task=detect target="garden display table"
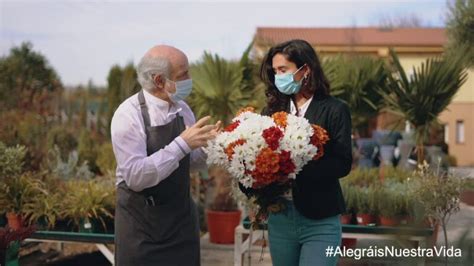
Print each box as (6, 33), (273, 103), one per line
(26, 231), (115, 265)
(234, 223), (434, 266)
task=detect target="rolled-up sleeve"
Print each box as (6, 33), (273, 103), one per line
(111, 109), (189, 192)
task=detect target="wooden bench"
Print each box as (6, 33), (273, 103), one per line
(234, 223), (434, 266)
(26, 231), (115, 265)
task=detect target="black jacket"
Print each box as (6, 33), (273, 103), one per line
(264, 95), (353, 220)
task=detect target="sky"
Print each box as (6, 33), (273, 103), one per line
(0, 0), (447, 87)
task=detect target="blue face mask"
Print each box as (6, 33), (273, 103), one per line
(274, 65), (305, 95)
(167, 78), (193, 102)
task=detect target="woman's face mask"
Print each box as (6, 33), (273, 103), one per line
(274, 64), (306, 95)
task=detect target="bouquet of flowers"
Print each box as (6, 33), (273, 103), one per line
(205, 107), (329, 223)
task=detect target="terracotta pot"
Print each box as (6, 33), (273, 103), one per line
(356, 214), (376, 225)
(340, 214), (353, 224)
(379, 216), (400, 227)
(6, 212), (22, 230)
(206, 209), (241, 244)
(460, 190), (474, 206)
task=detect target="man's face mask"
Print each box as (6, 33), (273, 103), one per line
(274, 65), (306, 95)
(165, 78), (193, 102)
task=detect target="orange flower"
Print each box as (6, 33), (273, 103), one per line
(236, 106), (256, 116)
(310, 125), (329, 161)
(272, 112), (288, 128)
(254, 148), (280, 175)
(310, 124), (329, 146)
(312, 143), (325, 160)
(225, 139), (246, 160)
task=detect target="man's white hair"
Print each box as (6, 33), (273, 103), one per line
(136, 55), (171, 92)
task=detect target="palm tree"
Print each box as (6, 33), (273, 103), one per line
(379, 49), (467, 163)
(189, 44), (265, 125)
(323, 55), (388, 136)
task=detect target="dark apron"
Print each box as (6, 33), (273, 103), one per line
(115, 90), (200, 266)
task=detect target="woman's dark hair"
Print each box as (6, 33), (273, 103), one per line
(260, 39), (330, 115)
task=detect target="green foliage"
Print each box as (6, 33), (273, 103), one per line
(106, 62), (140, 136)
(410, 162), (464, 248)
(376, 181), (411, 218)
(340, 180), (357, 214)
(0, 142), (27, 179)
(238, 42), (267, 111)
(343, 167), (379, 187)
(463, 178), (474, 190)
(46, 126), (78, 161)
(353, 185), (378, 215)
(446, 0), (474, 66)
(0, 110), (49, 170)
(45, 147), (94, 181)
(379, 49), (468, 162)
(189, 51), (260, 124)
(23, 188), (62, 229)
(323, 55), (388, 133)
(77, 129), (99, 173)
(96, 142), (117, 174)
(0, 42), (63, 113)
(0, 172), (46, 214)
(59, 179), (114, 230)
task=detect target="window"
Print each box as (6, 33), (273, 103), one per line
(456, 120), (465, 144)
(444, 124), (449, 144)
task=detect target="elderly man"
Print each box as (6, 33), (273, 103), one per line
(111, 45), (219, 266)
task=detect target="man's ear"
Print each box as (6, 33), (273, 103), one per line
(153, 74), (166, 89)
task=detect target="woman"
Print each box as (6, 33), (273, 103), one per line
(260, 39), (352, 266)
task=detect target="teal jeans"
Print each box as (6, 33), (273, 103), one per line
(267, 201), (341, 266)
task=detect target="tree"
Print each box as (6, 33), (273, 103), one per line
(106, 63), (140, 137)
(446, 0), (474, 66)
(189, 52), (249, 124)
(0, 42), (63, 114)
(238, 42), (267, 111)
(324, 55), (388, 136)
(379, 49), (467, 163)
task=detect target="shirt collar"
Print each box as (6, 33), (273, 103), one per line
(142, 89), (182, 116)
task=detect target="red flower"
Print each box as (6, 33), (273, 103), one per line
(262, 126), (283, 150)
(278, 150), (296, 175)
(224, 120), (240, 132)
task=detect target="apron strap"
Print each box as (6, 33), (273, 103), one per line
(138, 90), (151, 128)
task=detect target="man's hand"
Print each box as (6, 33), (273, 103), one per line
(180, 116), (219, 150)
(210, 120), (222, 138)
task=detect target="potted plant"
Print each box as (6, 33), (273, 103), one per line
(354, 185), (377, 225)
(340, 180), (356, 224)
(0, 173), (45, 230)
(60, 180), (113, 233)
(0, 225), (36, 266)
(23, 189), (62, 230)
(206, 191), (241, 244)
(340, 180), (358, 248)
(377, 185), (402, 226)
(411, 162), (464, 260)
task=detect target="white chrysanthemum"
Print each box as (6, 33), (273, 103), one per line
(205, 111), (322, 187)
